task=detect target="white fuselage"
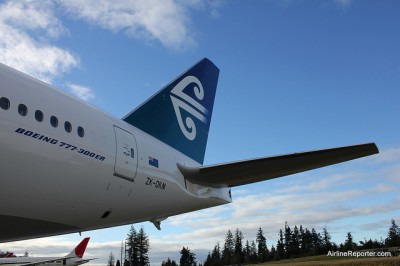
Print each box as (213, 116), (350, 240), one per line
(0, 256), (83, 266)
(0, 64), (231, 242)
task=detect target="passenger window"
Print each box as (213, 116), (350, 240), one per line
(77, 126), (84, 137)
(18, 104), (28, 116)
(0, 97), (10, 110)
(50, 116), (58, 128)
(64, 121), (72, 133)
(35, 110), (44, 122)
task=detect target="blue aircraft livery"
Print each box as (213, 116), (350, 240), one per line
(123, 58), (219, 164)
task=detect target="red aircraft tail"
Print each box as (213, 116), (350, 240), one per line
(66, 237), (90, 258)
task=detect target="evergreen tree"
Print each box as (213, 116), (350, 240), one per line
(284, 222), (293, 258)
(269, 245), (276, 261)
(126, 226), (139, 266)
(386, 219), (400, 247)
(204, 243), (221, 266)
(276, 229), (285, 260)
(222, 230), (234, 265)
(375, 238), (384, 249)
(205, 252), (214, 266)
(108, 252), (115, 266)
(201, 219), (400, 265)
(311, 228), (323, 254)
(203, 253), (212, 266)
(161, 258), (177, 266)
(256, 227), (268, 262)
(179, 247), (196, 266)
(322, 226), (332, 253)
(243, 240), (251, 264)
(291, 225), (300, 257)
(299, 225), (307, 255)
(137, 227), (150, 266)
(211, 243), (221, 265)
(126, 226), (150, 266)
(344, 232), (355, 251)
(303, 228), (313, 255)
(233, 228), (244, 264)
(360, 238), (383, 250)
(332, 242), (339, 252)
(250, 240), (258, 263)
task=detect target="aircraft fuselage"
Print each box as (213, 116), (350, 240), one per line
(0, 63), (231, 242)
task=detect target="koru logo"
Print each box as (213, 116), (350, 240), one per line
(170, 76), (208, 141)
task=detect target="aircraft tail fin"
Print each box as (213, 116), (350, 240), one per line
(66, 237), (90, 258)
(5, 252), (14, 258)
(123, 58), (219, 164)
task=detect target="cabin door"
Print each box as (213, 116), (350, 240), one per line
(113, 126), (138, 181)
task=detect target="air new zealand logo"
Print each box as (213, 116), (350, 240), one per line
(170, 76), (208, 141)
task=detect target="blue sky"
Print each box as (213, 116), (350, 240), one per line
(0, 0), (399, 265)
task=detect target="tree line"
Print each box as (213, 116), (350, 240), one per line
(108, 226), (151, 266)
(203, 219), (400, 265)
(108, 219), (400, 266)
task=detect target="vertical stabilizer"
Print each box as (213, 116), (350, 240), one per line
(67, 237), (90, 258)
(123, 58), (219, 164)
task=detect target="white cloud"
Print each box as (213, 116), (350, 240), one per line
(0, 0), (65, 38)
(66, 83), (95, 101)
(373, 147), (400, 163)
(0, 0), (223, 85)
(58, 0), (196, 51)
(0, 1), (79, 83)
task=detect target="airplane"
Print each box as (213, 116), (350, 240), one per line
(0, 251), (15, 258)
(0, 58), (378, 242)
(0, 237), (94, 266)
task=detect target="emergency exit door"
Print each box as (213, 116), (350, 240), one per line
(113, 126), (138, 181)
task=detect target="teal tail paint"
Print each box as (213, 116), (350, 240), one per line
(123, 58), (219, 164)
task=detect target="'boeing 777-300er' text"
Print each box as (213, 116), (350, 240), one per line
(0, 58), (378, 243)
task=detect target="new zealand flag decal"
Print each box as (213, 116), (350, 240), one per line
(148, 156), (159, 168)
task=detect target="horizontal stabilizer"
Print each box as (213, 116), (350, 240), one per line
(18, 256), (75, 266)
(177, 143), (379, 187)
(79, 258), (98, 264)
